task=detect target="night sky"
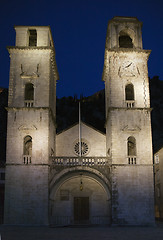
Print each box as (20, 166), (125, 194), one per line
(0, 0), (162, 98)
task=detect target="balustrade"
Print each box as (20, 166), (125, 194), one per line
(51, 157), (109, 166)
(128, 156), (136, 164)
(23, 155), (31, 164)
(126, 100), (135, 108)
(24, 100), (34, 107)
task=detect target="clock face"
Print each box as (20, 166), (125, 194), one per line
(123, 61), (133, 69)
(119, 61), (139, 77)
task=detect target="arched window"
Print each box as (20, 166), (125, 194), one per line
(125, 84), (135, 108)
(25, 83), (34, 107)
(125, 84), (134, 100)
(127, 136), (136, 164)
(24, 136), (32, 155)
(119, 34), (133, 48)
(127, 136), (136, 156)
(23, 136), (32, 164)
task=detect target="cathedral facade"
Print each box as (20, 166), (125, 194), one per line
(4, 17), (155, 225)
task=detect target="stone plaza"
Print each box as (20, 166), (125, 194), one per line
(1, 223), (163, 240)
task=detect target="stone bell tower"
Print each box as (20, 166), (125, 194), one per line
(4, 26), (59, 224)
(103, 17), (155, 225)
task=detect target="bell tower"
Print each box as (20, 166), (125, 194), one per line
(103, 17), (155, 225)
(4, 26), (59, 224)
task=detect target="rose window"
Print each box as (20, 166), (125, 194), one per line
(74, 141), (89, 156)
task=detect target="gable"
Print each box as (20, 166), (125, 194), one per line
(56, 122), (106, 157)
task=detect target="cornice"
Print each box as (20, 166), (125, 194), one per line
(103, 49), (151, 72)
(107, 107), (152, 111)
(105, 48), (151, 55)
(6, 107), (50, 111)
(112, 164), (153, 167)
(6, 163), (50, 166)
(108, 16), (142, 25)
(7, 46), (55, 52)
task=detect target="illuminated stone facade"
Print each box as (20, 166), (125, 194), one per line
(4, 26), (58, 225)
(103, 17), (155, 225)
(154, 147), (163, 219)
(4, 17), (155, 226)
(56, 122), (106, 157)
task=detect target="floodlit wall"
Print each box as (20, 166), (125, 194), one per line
(56, 122), (106, 157)
(103, 17), (155, 225)
(4, 26), (58, 225)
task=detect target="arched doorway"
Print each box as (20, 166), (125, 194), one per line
(49, 171), (111, 226)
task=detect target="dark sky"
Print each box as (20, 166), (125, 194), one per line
(0, 0), (162, 98)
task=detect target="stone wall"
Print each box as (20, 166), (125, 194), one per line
(112, 165), (155, 225)
(8, 49), (52, 108)
(104, 17), (155, 225)
(6, 109), (49, 164)
(4, 165), (49, 225)
(154, 147), (163, 219)
(4, 26), (57, 225)
(56, 122), (106, 157)
(106, 109), (153, 165)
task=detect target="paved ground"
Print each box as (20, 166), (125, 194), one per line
(1, 223), (163, 240)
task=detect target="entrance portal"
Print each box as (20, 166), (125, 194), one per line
(74, 197), (89, 224)
(50, 174), (111, 226)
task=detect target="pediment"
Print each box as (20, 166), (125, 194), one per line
(122, 125), (141, 132)
(20, 72), (39, 79)
(18, 125), (37, 131)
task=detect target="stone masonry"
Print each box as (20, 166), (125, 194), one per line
(103, 17), (155, 225)
(4, 17), (155, 226)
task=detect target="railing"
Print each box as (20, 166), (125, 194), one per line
(126, 100), (135, 108)
(128, 156), (136, 164)
(23, 155), (32, 164)
(51, 157), (109, 166)
(24, 100), (34, 107)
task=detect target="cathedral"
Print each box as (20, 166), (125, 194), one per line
(4, 16), (155, 225)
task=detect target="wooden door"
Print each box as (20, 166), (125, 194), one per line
(74, 197), (89, 223)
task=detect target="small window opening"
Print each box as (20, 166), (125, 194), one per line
(119, 35), (133, 48)
(125, 84), (134, 100)
(127, 136), (136, 164)
(25, 83), (34, 107)
(25, 83), (34, 100)
(128, 136), (136, 156)
(23, 136), (32, 164)
(125, 84), (135, 108)
(29, 29), (37, 46)
(24, 136), (32, 156)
